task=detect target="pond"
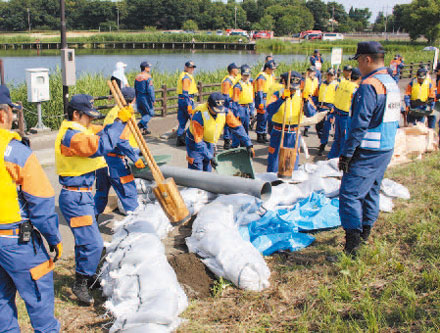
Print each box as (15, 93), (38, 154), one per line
(0, 49), (347, 85)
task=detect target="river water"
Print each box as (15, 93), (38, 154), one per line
(0, 49), (344, 85)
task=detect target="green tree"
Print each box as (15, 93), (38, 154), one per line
(306, 0), (329, 31)
(405, 0), (440, 43)
(252, 14), (274, 30)
(182, 19), (198, 31)
(348, 7), (371, 31)
(265, 3), (313, 35)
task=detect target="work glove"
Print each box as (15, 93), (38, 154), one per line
(282, 90), (291, 100)
(210, 158), (218, 169)
(135, 158), (146, 169)
(187, 105), (193, 114)
(338, 155), (351, 173)
(118, 105), (134, 122)
(21, 136), (30, 147)
(50, 242), (63, 263)
(258, 104), (264, 110)
(247, 145), (256, 159)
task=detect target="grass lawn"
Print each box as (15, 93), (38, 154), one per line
(16, 152), (440, 332)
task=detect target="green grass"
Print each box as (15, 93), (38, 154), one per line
(179, 152), (440, 332)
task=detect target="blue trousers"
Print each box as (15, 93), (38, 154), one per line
(256, 105), (267, 134)
(328, 111), (351, 159)
(339, 149), (393, 231)
(177, 98), (194, 136)
(94, 160), (138, 215)
(316, 111), (333, 145)
(316, 70), (322, 84)
(137, 109), (153, 129)
(232, 105), (251, 148)
(186, 135), (215, 172)
(0, 231), (60, 333)
(428, 114), (437, 129)
(267, 125), (300, 173)
(59, 189), (104, 277)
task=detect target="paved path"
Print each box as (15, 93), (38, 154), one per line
(33, 77), (412, 255)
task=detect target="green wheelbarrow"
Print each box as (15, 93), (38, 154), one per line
(213, 147), (255, 179)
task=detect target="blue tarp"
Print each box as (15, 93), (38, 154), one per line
(240, 192), (341, 255)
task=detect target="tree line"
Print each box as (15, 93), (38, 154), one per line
(0, 0), (437, 42)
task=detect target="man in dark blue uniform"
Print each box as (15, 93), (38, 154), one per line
(338, 42), (401, 255)
(134, 61), (155, 135)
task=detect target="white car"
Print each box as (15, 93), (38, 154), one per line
(322, 33), (344, 41)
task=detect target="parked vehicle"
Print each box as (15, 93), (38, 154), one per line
(322, 33), (344, 41)
(228, 29), (249, 38)
(253, 30), (274, 39)
(300, 30), (322, 39)
(305, 33), (322, 40)
(216, 30), (223, 35)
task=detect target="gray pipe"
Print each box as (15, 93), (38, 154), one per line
(133, 165), (272, 201)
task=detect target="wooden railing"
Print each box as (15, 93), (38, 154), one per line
(399, 61), (433, 79)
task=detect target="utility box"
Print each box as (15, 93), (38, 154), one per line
(61, 48), (76, 86)
(25, 68), (50, 103)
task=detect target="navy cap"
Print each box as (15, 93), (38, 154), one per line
(263, 60), (277, 70)
(351, 68), (361, 80)
(185, 61), (196, 68)
(327, 68), (336, 75)
(0, 85), (21, 110)
(241, 64), (251, 75)
(343, 65), (353, 71)
(140, 61), (151, 69)
(121, 87), (135, 102)
(207, 92), (226, 114)
(314, 49), (319, 53)
(417, 67), (427, 78)
(350, 41), (385, 60)
(280, 71), (302, 88)
(69, 94), (103, 119)
(227, 63), (238, 72)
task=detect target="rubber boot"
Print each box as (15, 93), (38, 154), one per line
(88, 274), (102, 290)
(303, 127), (309, 137)
(344, 229), (361, 257)
(142, 128), (151, 135)
(223, 139), (231, 150)
(257, 133), (265, 143)
(262, 133), (269, 143)
(72, 273), (94, 305)
(361, 225), (372, 242)
(317, 143), (326, 156)
(176, 135), (186, 147)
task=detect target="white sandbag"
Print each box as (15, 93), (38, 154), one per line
(381, 178), (410, 200)
(180, 187), (217, 215)
(255, 172), (279, 183)
(101, 205), (188, 333)
(186, 195), (270, 291)
(379, 193), (394, 213)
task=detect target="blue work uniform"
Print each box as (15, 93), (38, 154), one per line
(230, 79), (254, 148)
(1, 130), (61, 333)
(328, 80), (359, 159)
(339, 67), (401, 232)
(316, 80), (338, 146)
(266, 89), (303, 172)
(134, 71), (155, 130)
(221, 75), (235, 141)
(177, 72), (197, 137)
(56, 120), (125, 278)
(404, 78), (436, 128)
(94, 108), (140, 215)
(186, 104), (252, 171)
(310, 55), (324, 83)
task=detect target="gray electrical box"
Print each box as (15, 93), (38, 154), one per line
(25, 68), (50, 102)
(61, 48), (76, 86)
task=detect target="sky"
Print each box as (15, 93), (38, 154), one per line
(323, 0), (413, 22)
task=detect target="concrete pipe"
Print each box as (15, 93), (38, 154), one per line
(133, 165), (272, 201)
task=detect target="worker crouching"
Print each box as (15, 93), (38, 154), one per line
(55, 94), (133, 305)
(266, 71), (304, 172)
(186, 92), (254, 171)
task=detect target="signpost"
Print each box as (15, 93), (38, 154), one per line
(331, 47), (343, 67)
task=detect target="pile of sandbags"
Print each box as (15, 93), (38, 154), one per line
(390, 123), (438, 167)
(101, 205), (188, 332)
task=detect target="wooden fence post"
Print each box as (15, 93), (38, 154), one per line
(162, 84), (167, 117)
(197, 81), (203, 102)
(409, 62), (414, 78)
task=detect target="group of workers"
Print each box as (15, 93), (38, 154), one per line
(0, 39), (437, 332)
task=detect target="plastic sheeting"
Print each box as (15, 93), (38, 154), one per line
(242, 193), (340, 255)
(101, 205), (187, 332)
(186, 194), (271, 291)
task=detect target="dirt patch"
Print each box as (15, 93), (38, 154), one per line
(168, 253), (215, 299)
